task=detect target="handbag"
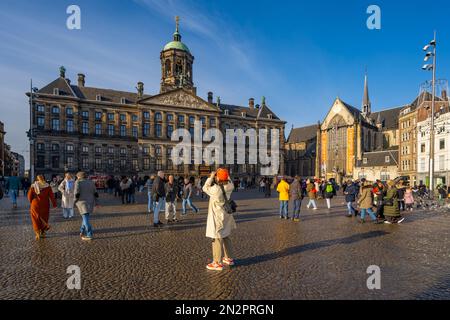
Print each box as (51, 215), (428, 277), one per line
(219, 184), (237, 214)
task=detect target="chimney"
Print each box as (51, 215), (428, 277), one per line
(249, 98), (255, 109)
(77, 74), (85, 87)
(442, 90), (448, 101)
(207, 91), (213, 103)
(66, 79), (71, 85)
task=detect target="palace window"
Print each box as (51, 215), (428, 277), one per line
(95, 158), (102, 170)
(108, 124), (114, 136)
(66, 107), (73, 116)
(167, 114), (174, 121)
(120, 125), (126, 137)
(155, 112), (162, 121)
(66, 144), (74, 152)
(143, 123), (150, 137)
(120, 114), (126, 122)
(143, 158), (150, 170)
(385, 156), (390, 163)
(107, 113), (115, 121)
(132, 114), (138, 122)
(66, 157), (74, 169)
(37, 116), (45, 128)
(81, 111), (89, 119)
(66, 120), (74, 133)
(143, 147), (149, 155)
(51, 144), (59, 151)
(363, 158), (368, 164)
(189, 116), (195, 125)
(95, 124), (102, 135)
(108, 147), (114, 154)
(421, 143), (426, 153)
(36, 104), (45, 113)
(51, 119), (60, 131)
(143, 111), (150, 119)
(167, 125), (174, 138)
(82, 122), (89, 134)
(440, 139), (445, 150)
(132, 126), (138, 138)
(95, 146), (102, 153)
(178, 115), (185, 124)
(155, 124), (162, 137)
(95, 112), (102, 120)
(82, 145), (89, 153)
(37, 155), (45, 167)
(210, 118), (216, 127)
(52, 156), (59, 169)
(37, 143), (45, 152)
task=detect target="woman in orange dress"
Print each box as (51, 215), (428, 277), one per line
(27, 175), (57, 240)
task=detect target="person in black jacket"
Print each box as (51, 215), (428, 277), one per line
(151, 171), (166, 227)
(344, 180), (358, 217)
(164, 175), (179, 223)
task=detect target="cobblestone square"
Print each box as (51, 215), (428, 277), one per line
(1, 190), (450, 300)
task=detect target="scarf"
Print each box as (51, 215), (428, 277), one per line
(33, 181), (49, 195)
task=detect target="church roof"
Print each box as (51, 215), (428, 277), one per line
(287, 124), (317, 143)
(357, 148), (399, 168)
(219, 103), (282, 121)
(369, 107), (403, 130)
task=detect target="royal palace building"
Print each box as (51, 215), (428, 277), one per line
(26, 19), (285, 179)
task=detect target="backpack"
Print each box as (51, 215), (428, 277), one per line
(326, 184), (333, 194)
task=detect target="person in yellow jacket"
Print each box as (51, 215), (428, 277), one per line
(276, 177), (290, 219)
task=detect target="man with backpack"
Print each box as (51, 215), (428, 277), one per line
(324, 180), (335, 209)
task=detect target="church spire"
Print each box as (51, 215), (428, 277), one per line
(362, 71), (371, 115)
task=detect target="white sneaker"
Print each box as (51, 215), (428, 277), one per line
(313, 208), (318, 210)
(206, 262), (223, 271)
(222, 258), (235, 266)
(397, 217), (405, 224)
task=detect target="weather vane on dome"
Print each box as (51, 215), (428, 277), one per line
(175, 16), (180, 32)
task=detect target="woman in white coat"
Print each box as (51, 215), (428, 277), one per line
(58, 173), (75, 218)
(202, 168), (236, 271)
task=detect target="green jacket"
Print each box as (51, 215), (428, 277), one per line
(384, 187), (400, 216)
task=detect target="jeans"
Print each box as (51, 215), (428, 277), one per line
(147, 192), (154, 212)
(279, 200), (288, 217)
(182, 198), (198, 214)
(80, 213), (93, 238)
(292, 199), (301, 219)
(63, 208), (74, 218)
(153, 197), (166, 224)
(128, 193), (135, 204)
(346, 202), (356, 215)
(307, 199), (317, 209)
(360, 208), (377, 221)
(10, 189), (18, 205)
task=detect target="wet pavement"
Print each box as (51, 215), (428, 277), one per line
(1, 189), (449, 299)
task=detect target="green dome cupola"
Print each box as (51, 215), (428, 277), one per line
(163, 16), (190, 53)
(160, 16), (195, 94)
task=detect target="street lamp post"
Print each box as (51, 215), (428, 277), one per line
(422, 32), (437, 194)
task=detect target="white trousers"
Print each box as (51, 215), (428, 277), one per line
(165, 199), (177, 220)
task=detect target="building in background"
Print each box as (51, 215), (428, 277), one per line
(416, 87), (450, 186)
(26, 19), (285, 179)
(353, 149), (399, 182)
(285, 124), (317, 177)
(316, 74), (402, 183)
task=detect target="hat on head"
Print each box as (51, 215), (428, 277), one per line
(216, 168), (229, 182)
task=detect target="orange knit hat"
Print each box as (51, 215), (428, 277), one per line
(216, 168), (229, 182)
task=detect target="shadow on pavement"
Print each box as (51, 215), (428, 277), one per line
(236, 230), (390, 267)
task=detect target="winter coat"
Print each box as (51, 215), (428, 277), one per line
(152, 176), (166, 201)
(289, 179), (303, 201)
(404, 190), (414, 204)
(344, 184), (357, 202)
(74, 179), (98, 215)
(202, 178), (236, 239)
(306, 183), (317, 199)
(58, 179), (75, 209)
(384, 187), (400, 216)
(358, 185), (374, 209)
(276, 180), (290, 201)
(165, 182), (178, 203)
(6, 176), (21, 191)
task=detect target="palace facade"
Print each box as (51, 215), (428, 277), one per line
(27, 20), (285, 179)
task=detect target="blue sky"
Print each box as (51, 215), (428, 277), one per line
(1, 0), (449, 166)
